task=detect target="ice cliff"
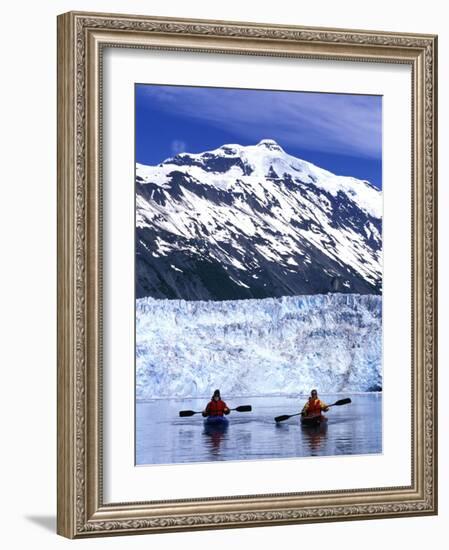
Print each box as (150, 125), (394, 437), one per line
(136, 293), (382, 399)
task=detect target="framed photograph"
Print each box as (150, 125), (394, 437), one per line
(57, 11), (438, 538)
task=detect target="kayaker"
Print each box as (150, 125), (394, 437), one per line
(301, 389), (329, 417)
(202, 389), (230, 417)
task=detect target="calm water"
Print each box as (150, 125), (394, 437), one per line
(136, 393), (382, 465)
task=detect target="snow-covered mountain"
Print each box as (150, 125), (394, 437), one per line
(136, 293), (382, 399)
(136, 139), (382, 300)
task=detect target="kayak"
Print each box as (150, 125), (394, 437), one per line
(300, 414), (327, 427)
(204, 415), (229, 429)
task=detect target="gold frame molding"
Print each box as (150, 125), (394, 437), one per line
(57, 11), (438, 538)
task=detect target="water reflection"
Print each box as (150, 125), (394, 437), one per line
(301, 422), (328, 455)
(203, 422), (228, 457)
(136, 393), (382, 465)
(234, 427), (252, 459)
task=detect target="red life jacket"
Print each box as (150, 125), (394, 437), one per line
(206, 399), (228, 417)
(306, 398), (324, 415)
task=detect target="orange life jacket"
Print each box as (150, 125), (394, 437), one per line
(306, 398), (325, 415)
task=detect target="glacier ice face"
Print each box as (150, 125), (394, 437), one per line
(136, 294), (382, 400)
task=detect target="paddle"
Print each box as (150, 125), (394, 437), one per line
(274, 398), (352, 423)
(179, 405), (252, 417)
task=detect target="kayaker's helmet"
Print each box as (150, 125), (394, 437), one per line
(311, 389), (318, 397)
(212, 389), (221, 400)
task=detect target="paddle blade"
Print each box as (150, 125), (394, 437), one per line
(179, 410), (196, 417)
(333, 398), (352, 406)
(274, 414), (291, 423)
(235, 405), (252, 412)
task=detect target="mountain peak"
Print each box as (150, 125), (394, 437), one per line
(136, 140), (382, 300)
(256, 139), (284, 152)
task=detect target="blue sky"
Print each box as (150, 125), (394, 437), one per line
(135, 84), (382, 189)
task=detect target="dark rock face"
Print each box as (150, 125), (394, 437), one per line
(135, 141), (382, 300)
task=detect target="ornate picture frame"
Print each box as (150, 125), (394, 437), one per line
(57, 11), (437, 538)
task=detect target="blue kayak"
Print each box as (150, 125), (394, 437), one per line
(204, 415), (229, 428)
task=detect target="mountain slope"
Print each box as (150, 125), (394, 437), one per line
(136, 139), (382, 300)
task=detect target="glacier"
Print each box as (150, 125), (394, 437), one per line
(136, 293), (382, 400)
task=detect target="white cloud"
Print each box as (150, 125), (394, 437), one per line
(140, 86), (382, 160)
(170, 139), (187, 155)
